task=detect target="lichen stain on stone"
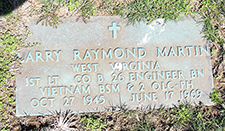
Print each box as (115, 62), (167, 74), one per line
(138, 18), (166, 46)
(111, 62), (122, 74)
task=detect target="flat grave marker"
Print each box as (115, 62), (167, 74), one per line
(16, 16), (214, 116)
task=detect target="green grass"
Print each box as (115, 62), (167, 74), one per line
(0, 0), (225, 130)
(80, 114), (107, 130)
(0, 12), (28, 130)
(0, 25), (20, 131)
(124, 0), (192, 24)
(33, 0), (63, 28)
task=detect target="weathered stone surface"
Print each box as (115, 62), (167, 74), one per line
(16, 16), (214, 116)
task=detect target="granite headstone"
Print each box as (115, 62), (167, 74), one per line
(16, 16), (214, 116)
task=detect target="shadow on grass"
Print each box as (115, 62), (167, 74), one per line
(0, 0), (27, 16)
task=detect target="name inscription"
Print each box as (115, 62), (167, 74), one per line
(19, 45), (209, 63)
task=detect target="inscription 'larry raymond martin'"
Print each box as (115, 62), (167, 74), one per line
(16, 16), (214, 116)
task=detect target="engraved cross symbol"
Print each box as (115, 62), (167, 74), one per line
(108, 22), (121, 39)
